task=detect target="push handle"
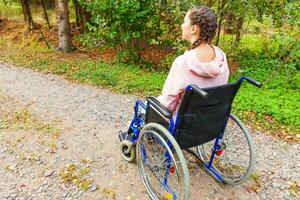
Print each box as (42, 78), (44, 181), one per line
(240, 76), (262, 88)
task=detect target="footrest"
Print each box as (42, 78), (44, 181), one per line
(119, 131), (128, 142)
(119, 131), (134, 142)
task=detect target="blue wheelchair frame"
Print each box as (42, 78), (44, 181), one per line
(129, 101), (179, 198)
(127, 76), (261, 198)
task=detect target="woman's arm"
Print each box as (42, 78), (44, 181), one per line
(157, 57), (186, 112)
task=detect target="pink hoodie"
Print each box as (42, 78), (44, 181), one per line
(157, 45), (229, 115)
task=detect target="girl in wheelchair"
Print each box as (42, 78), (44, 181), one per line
(120, 5), (261, 200)
(120, 5), (229, 139)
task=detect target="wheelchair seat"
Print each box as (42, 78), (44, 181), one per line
(145, 81), (242, 149)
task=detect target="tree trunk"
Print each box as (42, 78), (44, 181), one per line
(234, 16), (244, 47)
(215, 0), (226, 46)
(206, 0), (214, 7)
(72, 0), (90, 33)
(79, 7), (87, 33)
(21, 0), (35, 30)
(21, 0), (26, 22)
(79, 7), (91, 33)
(56, 0), (74, 51)
(41, 0), (51, 29)
(72, 0), (80, 27)
(224, 13), (234, 34)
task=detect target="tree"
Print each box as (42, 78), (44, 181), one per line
(215, 0), (229, 46)
(73, 0), (80, 27)
(21, 0), (35, 30)
(73, 0), (90, 33)
(56, 0), (74, 51)
(41, 0), (51, 29)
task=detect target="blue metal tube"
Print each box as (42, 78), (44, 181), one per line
(127, 100), (147, 143)
(163, 151), (171, 185)
(239, 76), (247, 82)
(207, 137), (220, 168)
(135, 100), (147, 110)
(205, 164), (225, 183)
(143, 149), (177, 199)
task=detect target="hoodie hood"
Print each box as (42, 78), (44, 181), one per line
(186, 46), (226, 78)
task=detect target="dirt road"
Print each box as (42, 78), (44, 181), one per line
(0, 63), (299, 200)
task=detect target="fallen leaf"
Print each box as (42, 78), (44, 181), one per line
(103, 187), (116, 199)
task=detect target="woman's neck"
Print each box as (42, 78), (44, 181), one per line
(194, 43), (216, 63)
(197, 42), (209, 48)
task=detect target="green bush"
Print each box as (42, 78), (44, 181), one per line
(78, 0), (155, 62)
(77, 0), (199, 63)
(230, 35), (300, 129)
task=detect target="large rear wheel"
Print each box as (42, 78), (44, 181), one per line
(197, 113), (256, 185)
(137, 123), (190, 200)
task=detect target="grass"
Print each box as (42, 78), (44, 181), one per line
(231, 59), (300, 133)
(0, 3), (23, 20)
(218, 33), (300, 138)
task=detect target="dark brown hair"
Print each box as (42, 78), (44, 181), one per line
(188, 6), (217, 49)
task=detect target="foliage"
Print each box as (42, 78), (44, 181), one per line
(76, 0), (200, 62)
(252, 0), (300, 27)
(78, 0), (153, 62)
(231, 33), (299, 129)
(262, 31), (299, 70)
(2, 32), (299, 133)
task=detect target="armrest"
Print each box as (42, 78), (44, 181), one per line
(191, 85), (208, 99)
(147, 97), (172, 119)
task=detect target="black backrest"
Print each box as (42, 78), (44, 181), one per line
(175, 81), (242, 149)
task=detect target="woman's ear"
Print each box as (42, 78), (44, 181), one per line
(191, 25), (200, 36)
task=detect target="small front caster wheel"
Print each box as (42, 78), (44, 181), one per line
(120, 140), (136, 163)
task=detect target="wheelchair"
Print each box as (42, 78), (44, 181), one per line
(119, 76), (262, 200)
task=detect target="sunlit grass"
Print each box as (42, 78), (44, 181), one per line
(0, 2), (23, 20)
(0, 1), (76, 26)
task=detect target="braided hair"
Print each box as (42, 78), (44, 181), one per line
(188, 6), (217, 50)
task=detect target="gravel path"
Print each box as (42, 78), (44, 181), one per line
(0, 63), (299, 200)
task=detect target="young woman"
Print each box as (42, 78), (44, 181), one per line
(120, 5), (229, 140)
(157, 5), (229, 115)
